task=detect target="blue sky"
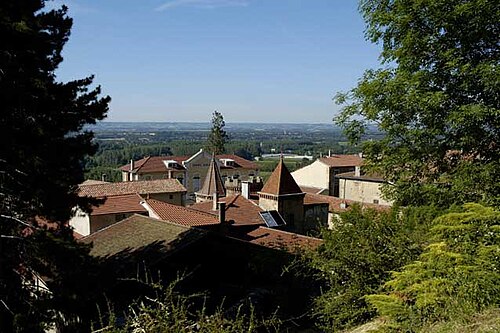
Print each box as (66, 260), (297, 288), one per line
(53, 0), (381, 123)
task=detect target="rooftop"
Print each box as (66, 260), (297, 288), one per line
(233, 226), (322, 252)
(144, 199), (219, 227)
(260, 158), (303, 196)
(90, 193), (147, 216)
(81, 214), (205, 257)
(121, 153), (258, 173)
(190, 194), (265, 226)
(319, 154), (363, 167)
(335, 171), (385, 182)
(79, 179), (186, 197)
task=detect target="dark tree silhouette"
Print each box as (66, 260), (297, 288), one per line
(0, 1), (110, 331)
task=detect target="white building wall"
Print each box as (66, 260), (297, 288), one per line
(339, 179), (391, 206)
(291, 160), (329, 190)
(68, 207), (90, 236)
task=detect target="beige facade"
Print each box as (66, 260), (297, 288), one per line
(338, 177), (391, 206)
(292, 156), (360, 196)
(291, 160), (330, 190)
(69, 209), (142, 236)
(122, 150), (259, 196)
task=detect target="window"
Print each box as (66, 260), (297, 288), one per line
(193, 175), (201, 191)
(169, 194), (173, 200)
(373, 199), (379, 204)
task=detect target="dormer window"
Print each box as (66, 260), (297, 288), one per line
(220, 158), (235, 167)
(163, 160), (179, 169)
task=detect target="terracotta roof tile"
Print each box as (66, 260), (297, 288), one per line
(304, 193), (390, 213)
(145, 199), (219, 227)
(335, 171), (385, 182)
(299, 186), (328, 195)
(120, 154), (257, 173)
(216, 154), (258, 169)
(190, 194), (264, 226)
(79, 179), (186, 197)
(260, 159), (303, 196)
(241, 226), (322, 252)
(81, 214), (205, 257)
(319, 154), (363, 167)
(90, 193), (147, 216)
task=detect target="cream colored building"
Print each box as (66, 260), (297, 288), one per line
(337, 168), (392, 206)
(121, 149), (259, 196)
(292, 154), (362, 196)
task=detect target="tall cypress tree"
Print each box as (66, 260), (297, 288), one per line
(206, 110), (229, 155)
(0, 1), (110, 331)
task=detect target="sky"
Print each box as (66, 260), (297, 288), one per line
(53, 0), (382, 123)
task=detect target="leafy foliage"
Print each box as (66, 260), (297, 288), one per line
(308, 205), (442, 331)
(0, 0), (109, 331)
(98, 279), (281, 333)
(367, 204), (500, 332)
(205, 111), (229, 155)
(335, 0), (500, 206)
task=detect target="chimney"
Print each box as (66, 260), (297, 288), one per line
(241, 181), (250, 199)
(212, 192), (218, 211)
(328, 149), (332, 157)
(130, 159), (134, 171)
(340, 201), (347, 209)
(218, 202), (226, 224)
(101, 174), (107, 182)
(355, 166), (361, 177)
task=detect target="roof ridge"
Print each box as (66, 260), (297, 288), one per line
(256, 226), (322, 241)
(80, 213), (153, 240)
(135, 156), (151, 172)
(146, 199), (219, 220)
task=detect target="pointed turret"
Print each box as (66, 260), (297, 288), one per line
(260, 157), (302, 196)
(258, 157), (305, 231)
(195, 155), (225, 203)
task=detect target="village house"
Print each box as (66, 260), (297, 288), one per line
(291, 154), (363, 196)
(70, 179), (187, 236)
(336, 167), (392, 206)
(191, 156), (329, 235)
(120, 149), (259, 196)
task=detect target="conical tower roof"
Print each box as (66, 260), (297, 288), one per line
(260, 158), (303, 196)
(197, 155), (226, 197)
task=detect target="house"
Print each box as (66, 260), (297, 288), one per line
(120, 149), (259, 196)
(69, 193), (148, 236)
(291, 154), (362, 196)
(191, 157), (329, 235)
(78, 179), (187, 206)
(336, 167), (392, 206)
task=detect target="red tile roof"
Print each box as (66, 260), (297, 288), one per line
(319, 154), (363, 167)
(79, 179), (186, 197)
(335, 171), (385, 182)
(81, 214), (205, 257)
(120, 154), (257, 173)
(144, 199), (219, 227)
(190, 194), (265, 226)
(299, 186), (328, 195)
(304, 193), (390, 213)
(260, 158), (303, 196)
(241, 226), (322, 252)
(216, 154), (258, 169)
(90, 193), (147, 216)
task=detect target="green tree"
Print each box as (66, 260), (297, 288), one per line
(307, 205), (440, 331)
(367, 204), (500, 332)
(206, 111), (229, 155)
(335, 0), (500, 206)
(0, 0), (109, 331)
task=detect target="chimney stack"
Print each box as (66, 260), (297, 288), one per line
(241, 181), (250, 199)
(218, 202), (226, 224)
(101, 174), (107, 182)
(212, 192), (218, 211)
(328, 149), (332, 157)
(355, 166), (361, 177)
(130, 159), (134, 171)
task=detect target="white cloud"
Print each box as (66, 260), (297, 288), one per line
(155, 0), (249, 11)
